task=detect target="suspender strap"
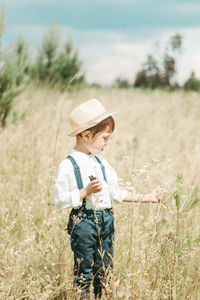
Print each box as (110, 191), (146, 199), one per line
(67, 155), (108, 208)
(67, 155), (84, 189)
(94, 155), (108, 183)
(67, 155), (86, 207)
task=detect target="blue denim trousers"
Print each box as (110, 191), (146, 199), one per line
(67, 208), (114, 298)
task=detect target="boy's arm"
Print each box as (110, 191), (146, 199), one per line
(123, 186), (162, 203)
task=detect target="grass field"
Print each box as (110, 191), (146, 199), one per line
(0, 84), (200, 299)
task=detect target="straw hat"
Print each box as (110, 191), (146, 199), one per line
(68, 99), (115, 137)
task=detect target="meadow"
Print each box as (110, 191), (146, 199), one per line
(0, 84), (200, 299)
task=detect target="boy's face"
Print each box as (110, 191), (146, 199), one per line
(85, 126), (112, 154)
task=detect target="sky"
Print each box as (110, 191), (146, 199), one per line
(2, 0), (200, 84)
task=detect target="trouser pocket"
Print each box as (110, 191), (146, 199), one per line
(66, 208), (85, 235)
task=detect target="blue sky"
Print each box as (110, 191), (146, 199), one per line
(2, 0), (200, 84)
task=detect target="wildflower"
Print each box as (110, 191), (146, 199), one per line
(144, 163), (152, 168)
(138, 169), (147, 174)
(152, 158), (159, 163)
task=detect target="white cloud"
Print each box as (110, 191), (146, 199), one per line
(2, 23), (200, 84)
(176, 26), (200, 82)
(192, 50), (200, 78)
(86, 42), (150, 84)
(85, 26), (200, 84)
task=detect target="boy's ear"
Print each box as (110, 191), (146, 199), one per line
(81, 130), (91, 140)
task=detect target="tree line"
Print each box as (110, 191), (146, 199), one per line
(114, 34), (200, 91)
(0, 5), (200, 127)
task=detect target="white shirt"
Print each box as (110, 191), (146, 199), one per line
(53, 149), (127, 210)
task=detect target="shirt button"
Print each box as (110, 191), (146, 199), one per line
(83, 214), (87, 218)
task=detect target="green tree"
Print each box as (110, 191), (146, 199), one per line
(183, 71), (200, 92)
(51, 39), (84, 88)
(135, 55), (163, 89)
(162, 34), (183, 87)
(31, 23), (59, 82)
(113, 77), (130, 89)
(170, 34), (183, 53)
(134, 34), (183, 89)
(0, 5), (30, 127)
(31, 25), (84, 88)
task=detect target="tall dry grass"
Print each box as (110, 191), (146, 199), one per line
(0, 84), (200, 299)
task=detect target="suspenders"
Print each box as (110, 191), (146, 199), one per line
(67, 155), (107, 208)
(67, 156), (84, 189)
(94, 156), (107, 183)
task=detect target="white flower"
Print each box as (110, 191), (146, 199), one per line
(138, 169), (147, 173)
(152, 158), (159, 163)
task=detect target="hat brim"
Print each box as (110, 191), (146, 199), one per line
(68, 111), (116, 137)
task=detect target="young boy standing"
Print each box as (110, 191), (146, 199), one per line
(53, 99), (162, 299)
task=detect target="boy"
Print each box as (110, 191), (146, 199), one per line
(53, 99), (162, 299)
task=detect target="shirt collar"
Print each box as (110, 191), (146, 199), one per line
(71, 148), (95, 158)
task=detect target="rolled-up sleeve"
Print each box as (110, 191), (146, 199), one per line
(53, 160), (82, 209)
(103, 160), (127, 203)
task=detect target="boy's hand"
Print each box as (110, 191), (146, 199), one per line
(86, 179), (102, 196)
(80, 178), (102, 200)
(123, 186), (165, 204)
(149, 186), (164, 203)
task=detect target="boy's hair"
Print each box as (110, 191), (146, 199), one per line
(78, 116), (115, 137)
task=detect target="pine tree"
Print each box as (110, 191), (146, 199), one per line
(31, 23), (59, 82)
(51, 39), (84, 88)
(31, 24), (84, 88)
(0, 5), (30, 127)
